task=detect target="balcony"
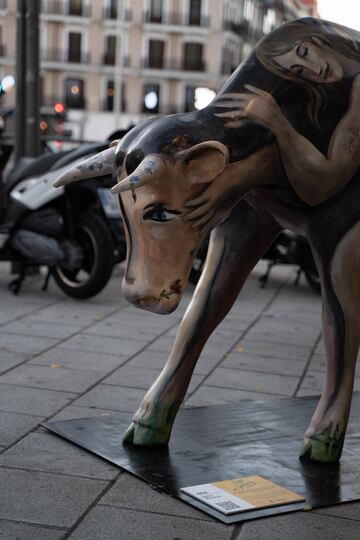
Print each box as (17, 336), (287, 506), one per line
(142, 57), (206, 72)
(101, 54), (131, 67)
(42, 1), (91, 17)
(143, 11), (210, 27)
(102, 6), (132, 21)
(41, 49), (91, 64)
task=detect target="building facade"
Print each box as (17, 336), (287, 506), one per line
(0, 0), (317, 140)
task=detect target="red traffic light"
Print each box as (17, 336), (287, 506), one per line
(54, 102), (65, 114)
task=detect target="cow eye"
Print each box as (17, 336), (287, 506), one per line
(143, 207), (180, 222)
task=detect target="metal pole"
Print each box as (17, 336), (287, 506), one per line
(25, 0), (41, 157)
(15, 0), (27, 161)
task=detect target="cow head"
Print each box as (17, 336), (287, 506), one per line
(55, 136), (229, 314)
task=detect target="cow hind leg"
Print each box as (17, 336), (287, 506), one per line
(123, 202), (280, 446)
(300, 221), (360, 462)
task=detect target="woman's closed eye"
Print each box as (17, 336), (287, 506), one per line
(296, 44), (308, 59)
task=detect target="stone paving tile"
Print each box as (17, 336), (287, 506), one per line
(236, 339), (311, 361)
(307, 353), (326, 372)
(0, 319), (82, 340)
(0, 432), (117, 480)
(69, 505), (233, 540)
(26, 301), (119, 326)
(0, 334), (59, 356)
(239, 510), (359, 540)
(221, 352), (306, 376)
(205, 367), (298, 396)
(0, 520), (66, 539)
(73, 384), (145, 413)
(0, 410), (44, 447)
(185, 386), (284, 407)
(127, 349), (222, 376)
(103, 364), (205, 394)
(30, 346), (127, 373)
(314, 502), (360, 521)
(0, 351), (29, 375)
(0, 364), (103, 394)
(49, 405), (121, 422)
(61, 333), (145, 357)
(0, 383), (75, 416)
(85, 312), (176, 341)
(149, 332), (237, 360)
(100, 472), (214, 521)
(245, 318), (320, 347)
(129, 349), (172, 371)
(0, 468), (108, 528)
(300, 370), (360, 393)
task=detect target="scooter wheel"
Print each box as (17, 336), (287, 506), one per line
(304, 267), (321, 294)
(53, 212), (114, 299)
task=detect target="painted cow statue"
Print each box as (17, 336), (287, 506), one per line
(55, 18), (360, 463)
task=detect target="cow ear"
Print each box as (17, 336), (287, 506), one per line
(179, 141), (229, 183)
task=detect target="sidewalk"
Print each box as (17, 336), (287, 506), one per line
(0, 262), (359, 539)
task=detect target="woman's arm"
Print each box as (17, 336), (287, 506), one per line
(215, 78), (360, 206)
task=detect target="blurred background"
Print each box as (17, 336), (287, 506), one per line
(0, 0), (320, 147)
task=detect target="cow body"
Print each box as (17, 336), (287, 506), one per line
(55, 18), (360, 462)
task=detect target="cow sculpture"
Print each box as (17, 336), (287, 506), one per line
(55, 18), (360, 463)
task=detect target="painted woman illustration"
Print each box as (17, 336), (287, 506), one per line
(208, 18), (360, 208)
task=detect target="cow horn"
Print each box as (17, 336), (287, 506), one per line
(53, 146), (117, 187)
(111, 155), (165, 194)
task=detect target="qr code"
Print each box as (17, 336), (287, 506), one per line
(216, 501), (241, 511)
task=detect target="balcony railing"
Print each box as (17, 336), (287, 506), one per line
(101, 54), (131, 67)
(102, 6), (132, 21)
(41, 49), (91, 64)
(143, 11), (210, 27)
(41, 95), (86, 110)
(142, 57), (206, 72)
(42, 1), (91, 17)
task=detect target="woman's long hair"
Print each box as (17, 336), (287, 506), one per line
(256, 17), (360, 128)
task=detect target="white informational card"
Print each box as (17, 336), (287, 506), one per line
(180, 476), (305, 515)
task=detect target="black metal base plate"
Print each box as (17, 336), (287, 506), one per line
(43, 394), (360, 524)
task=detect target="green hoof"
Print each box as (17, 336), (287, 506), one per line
(122, 422), (170, 447)
(299, 425), (344, 463)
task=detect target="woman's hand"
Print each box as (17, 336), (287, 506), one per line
(183, 179), (237, 234)
(213, 84), (283, 131)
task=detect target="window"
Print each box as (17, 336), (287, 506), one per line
(68, 0), (82, 16)
(149, 0), (162, 23)
(148, 40), (164, 68)
(184, 86), (196, 112)
(104, 35), (116, 65)
(183, 43), (204, 71)
(68, 32), (82, 63)
(105, 80), (114, 111)
(107, 0), (117, 19)
(104, 81), (126, 112)
(189, 0), (201, 26)
(143, 83), (160, 113)
(65, 77), (85, 109)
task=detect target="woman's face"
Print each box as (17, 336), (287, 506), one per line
(274, 38), (344, 83)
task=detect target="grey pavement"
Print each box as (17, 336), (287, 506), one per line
(0, 261), (359, 539)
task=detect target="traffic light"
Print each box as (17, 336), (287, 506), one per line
(54, 102), (65, 117)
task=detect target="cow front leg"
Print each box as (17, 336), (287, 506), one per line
(300, 222), (360, 462)
(123, 203), (280, 445)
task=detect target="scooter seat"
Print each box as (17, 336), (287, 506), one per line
(6, 151), (70, 194)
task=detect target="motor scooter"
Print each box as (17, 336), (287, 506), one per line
(190, 231), (321, 293)
(0, 138), (126, 298)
